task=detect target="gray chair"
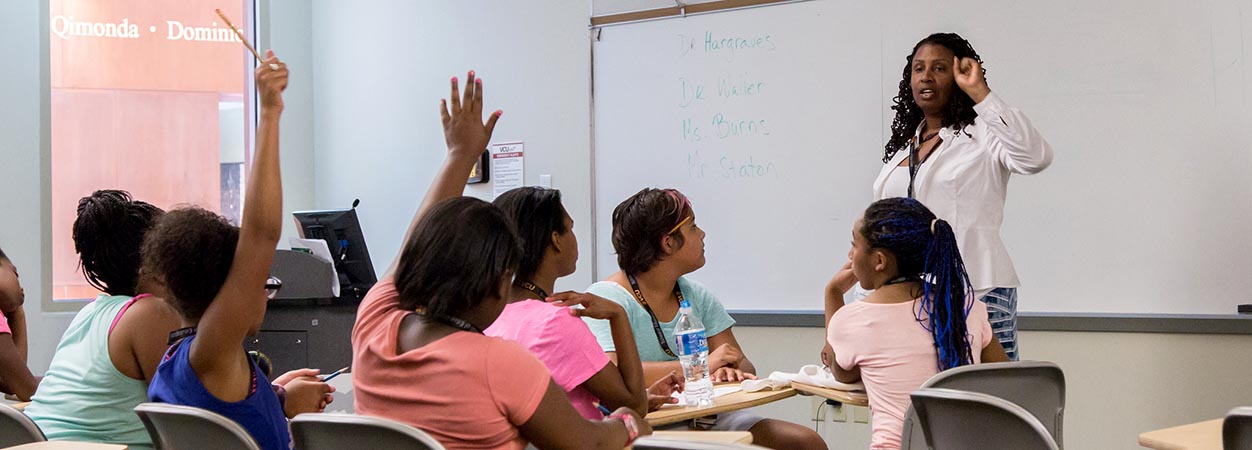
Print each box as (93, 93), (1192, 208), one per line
(134, 403), (261, 450)
(0, 403), (45, 447)
(910, 388), (1060, 450)
(1224, 406), (1252, 450)
(901, 361), (1065, 449)
(630, 437), (768, 449)
(290, 413), (446, 450)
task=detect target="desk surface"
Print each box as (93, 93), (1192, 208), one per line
(645, 383), (796, 426)
(629, 431), (753, 448)
(1139, 419), (1222, 450)
(3, 443), (128, 450)
(790, 382), (869, 407)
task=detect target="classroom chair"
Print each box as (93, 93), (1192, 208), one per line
(0, 403), (46, 447)
(900, 361), (1065, 450)
(1223, 406), (1252, 450)
(910, 388), (1060, 450)
(134, 403), (261, 450)
(289, 413), (446, 450)
(630, 437), (768, 449)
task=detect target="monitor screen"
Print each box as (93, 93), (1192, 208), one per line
(292, 208), (377, 299)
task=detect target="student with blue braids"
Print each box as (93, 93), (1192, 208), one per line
(826, 197), (1008, 450)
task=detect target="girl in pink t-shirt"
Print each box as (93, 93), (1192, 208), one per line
(485, 187), (684, 420)
(352, 72), (650, 450)
(826, 198), (1009, 450)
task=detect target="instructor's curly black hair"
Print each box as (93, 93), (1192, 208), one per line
(883, 33), (987, 163)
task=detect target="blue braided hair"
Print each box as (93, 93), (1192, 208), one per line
(861, 197), (975, 371)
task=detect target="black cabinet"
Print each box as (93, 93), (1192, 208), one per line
(246, 304), (358, 376)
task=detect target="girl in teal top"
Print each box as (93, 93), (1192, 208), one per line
(24, 190), (180, 448)
(583, 188), (827, 450)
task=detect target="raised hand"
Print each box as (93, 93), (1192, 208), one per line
(440, 70), (501, 159)
(953, 56), (990, 103)
(256, 50), (288, 110)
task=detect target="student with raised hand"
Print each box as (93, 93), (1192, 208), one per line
(143, 51), (333, 450)
(351, 71), (649, 450)
(23, 190), (180, 448)
(583, 188), (826, 450)
(488, 187), (684, 417)
(827, 197), (1010, 450)
(0, 245), (38, 401)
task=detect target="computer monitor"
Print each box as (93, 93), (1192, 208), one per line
(293, 208), (377, 300)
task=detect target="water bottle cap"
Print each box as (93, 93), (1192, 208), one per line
(679, 299), (692, 309)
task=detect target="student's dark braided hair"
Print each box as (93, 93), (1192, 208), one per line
(883, 33), (987, 163)
(73, 190), (164, 296)
(861, 197), (974, 371)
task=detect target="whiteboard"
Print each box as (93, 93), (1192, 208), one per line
(591, 0), (1252, 314)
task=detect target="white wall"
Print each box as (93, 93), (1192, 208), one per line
(0, 0), (73, 374)
(309, 0), (595, 290)
(262, 0), (319, 241)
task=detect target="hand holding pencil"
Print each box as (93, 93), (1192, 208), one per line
(255, 50), (288, 111)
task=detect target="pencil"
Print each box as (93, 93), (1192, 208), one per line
(321, 366), (350, 382)
(214, 9), (278, 70)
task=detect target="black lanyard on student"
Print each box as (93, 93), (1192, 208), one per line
(167, 327), (197, 346)
(517, 281), (548, 300)
(626, 273), (685, 358)
(429, 314), (483, 334)
(884, 276), (919, 286)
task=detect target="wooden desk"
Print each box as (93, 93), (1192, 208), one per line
(1138, 419), (1222, 450)
(790, 382), (869, 407)
(3, 443), (128, 449)
(627, 431), (753, 448)
(645, 383), (796, 427)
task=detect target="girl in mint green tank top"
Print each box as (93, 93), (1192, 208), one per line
(24, 190), (177, 448)
(25, 294), (154, 447)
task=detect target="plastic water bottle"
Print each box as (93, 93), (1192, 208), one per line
(674, 299), (713, 406)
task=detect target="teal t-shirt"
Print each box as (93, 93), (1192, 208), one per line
(584, 277), (735, 362)
(24, 295), (153, 449)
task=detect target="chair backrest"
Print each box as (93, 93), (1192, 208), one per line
(1224, 406), (1252, 450)
(630, 437), (768, 450)
(0, 403), (46, 447)
(901, 361), (1066, 449)
(910, 388), (1060, 450)
(290, 413), (446, 450)
(134, 403), (261, 450)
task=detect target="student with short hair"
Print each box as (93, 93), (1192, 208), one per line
(827, 197), (1010, 450)
(584, 188), (826, 450)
